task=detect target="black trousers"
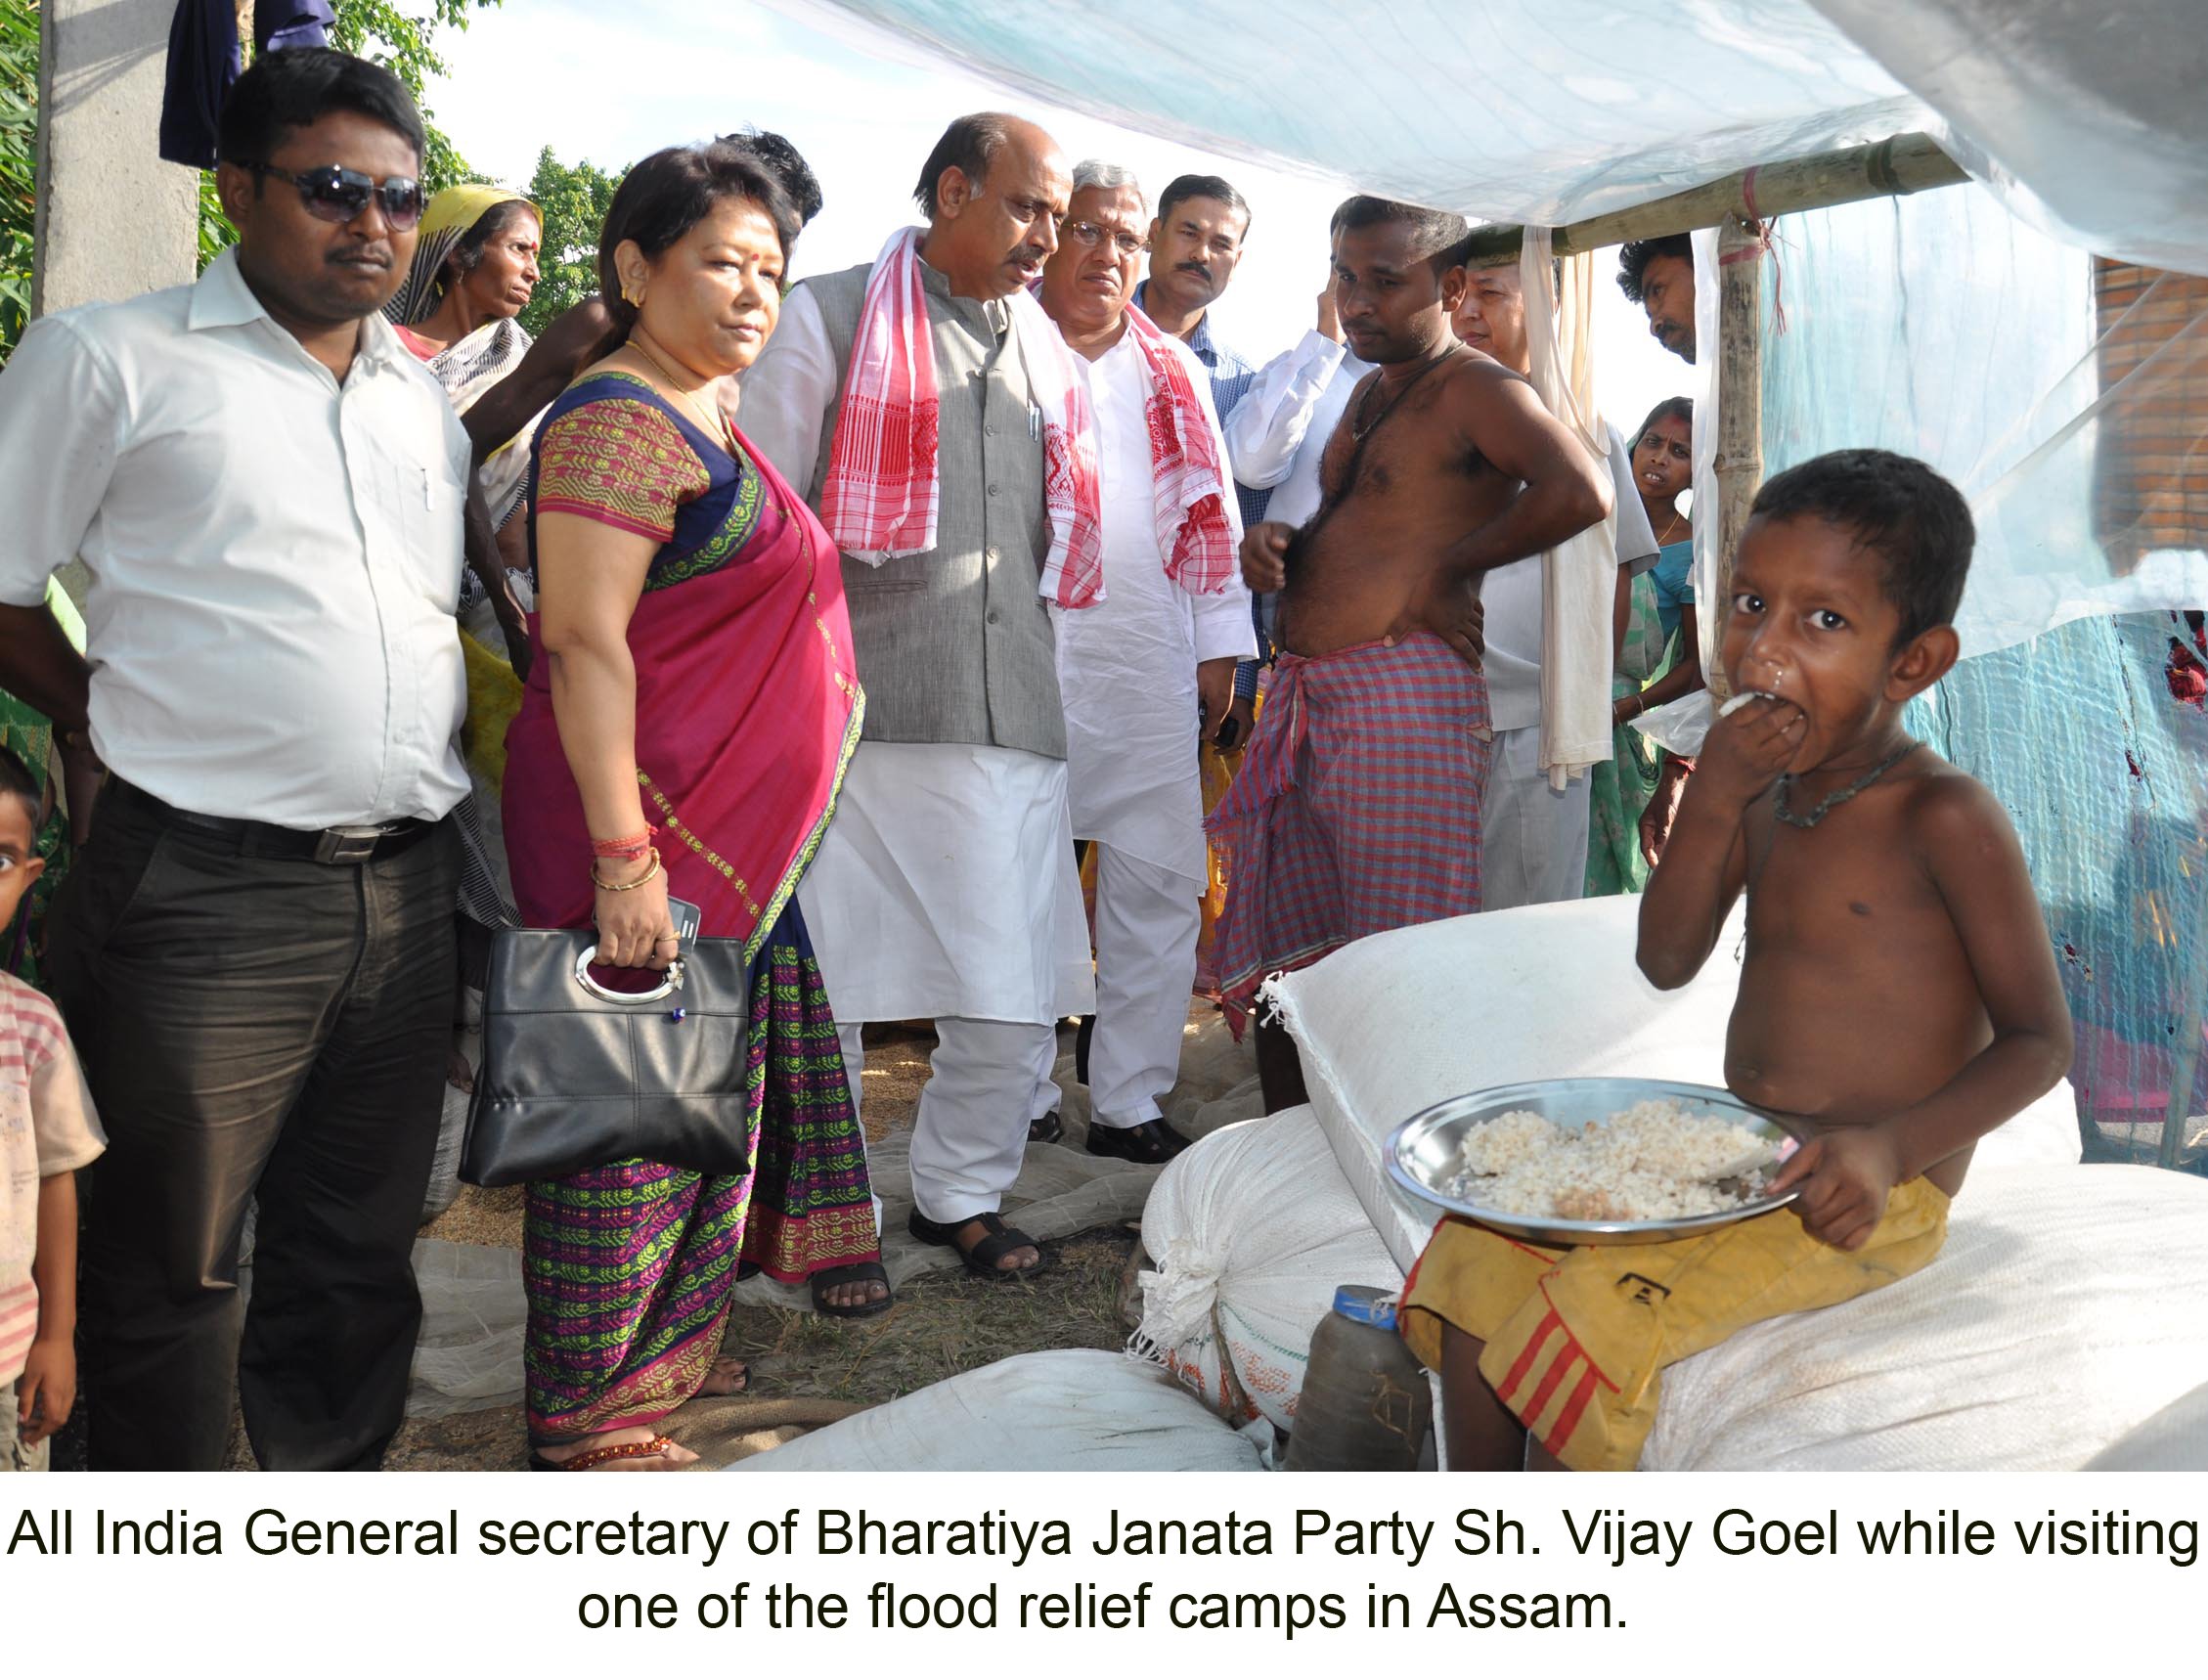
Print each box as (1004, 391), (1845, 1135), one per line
(46, 790), (459, 1471)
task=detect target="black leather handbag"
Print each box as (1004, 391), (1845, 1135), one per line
(460, 928), (755, 1186)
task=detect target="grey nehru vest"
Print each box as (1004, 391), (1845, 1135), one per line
(798, 258), (1064, 760)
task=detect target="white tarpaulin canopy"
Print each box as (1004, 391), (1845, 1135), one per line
(778, 0), (2208, 274)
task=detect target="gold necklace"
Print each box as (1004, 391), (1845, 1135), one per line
(1653, 508), (1688, 546)
(626, 333), (731, 452)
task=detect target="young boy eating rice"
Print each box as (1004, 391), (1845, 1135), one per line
(1399, 449), (2074, 1471)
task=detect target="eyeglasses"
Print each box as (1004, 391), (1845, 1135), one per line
(1061, 219), (1148, 259)
(243, 163), (426, 230)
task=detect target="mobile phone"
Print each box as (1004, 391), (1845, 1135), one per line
(666, 896), (702, 945)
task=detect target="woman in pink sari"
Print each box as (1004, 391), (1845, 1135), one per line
(504, 142), (878, 1471)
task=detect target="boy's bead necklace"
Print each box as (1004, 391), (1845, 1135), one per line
(1736, 737), (1922, 962)
(1774, 738), (1921, 828)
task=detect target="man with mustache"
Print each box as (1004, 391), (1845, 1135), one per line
(1619, 233), (1696, 363)
(0, 50), (489, 1468)
(742, 114), (1084, 1281)
(1037, 163), (1255, 1163)
(1132, 176), (1268, 744)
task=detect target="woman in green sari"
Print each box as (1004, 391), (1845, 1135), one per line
(1586, 398), (1703, 894)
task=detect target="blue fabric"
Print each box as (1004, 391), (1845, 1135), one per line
(1650, 539), (1696, 649)
(159, 2), (335, 170)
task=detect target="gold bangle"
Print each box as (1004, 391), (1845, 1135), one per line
(592, 848), (662, 892)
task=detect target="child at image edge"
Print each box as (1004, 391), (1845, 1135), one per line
(1400, 449), (2074, 1471)
(1, 746), (104, 1471)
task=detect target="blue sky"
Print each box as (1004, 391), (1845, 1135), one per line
(422, 0), (1691, 431)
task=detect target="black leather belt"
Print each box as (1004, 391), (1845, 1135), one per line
(110, 779), (438, 865)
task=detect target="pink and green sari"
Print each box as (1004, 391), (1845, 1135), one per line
(503, 372), (869, 1443)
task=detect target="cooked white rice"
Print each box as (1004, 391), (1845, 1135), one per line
(1445, 1099), (1783, 1221)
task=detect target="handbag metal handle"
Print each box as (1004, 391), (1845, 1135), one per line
(572, 944), (685, 1005)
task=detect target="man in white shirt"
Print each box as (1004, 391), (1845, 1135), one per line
(1038, 162), (1256, 1162)
(1453, 256), (1657, 906)
(0, 51), (483, 1470)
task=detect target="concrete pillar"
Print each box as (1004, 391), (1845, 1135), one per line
(33, 0), (199, 318)
(34, 0), (199, 603)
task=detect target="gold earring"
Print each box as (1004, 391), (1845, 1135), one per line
(622, 279), (643, 307)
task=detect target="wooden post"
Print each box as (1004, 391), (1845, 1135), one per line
(1705, 213), (1765, 702)
(1454, 132), (1965, 267)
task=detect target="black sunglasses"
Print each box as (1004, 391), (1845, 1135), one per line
(244, 162), (425, 230)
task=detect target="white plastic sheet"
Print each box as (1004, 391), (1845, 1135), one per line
(1812, 1), (2208, 275)
(1756, 183), (2208, 656)
(789, 0), (2208, 274)
(778, 0), (1923, 223)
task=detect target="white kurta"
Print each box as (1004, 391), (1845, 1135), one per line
(797, 741), (1093, 1027)
(747, 286), (1094, 1029)
(1054, 332), (1257, 884)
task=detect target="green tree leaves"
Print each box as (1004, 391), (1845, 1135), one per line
(517, 146), (624, 336)
(0, 1), (509, 361)
(0, 1), (38, 353)
(329, 0), (501, 193)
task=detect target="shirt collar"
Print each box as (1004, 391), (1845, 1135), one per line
(1133, 280), (1222, 366)
(186, 245), (404, 372)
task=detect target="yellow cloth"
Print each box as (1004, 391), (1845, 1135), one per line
(1400, 1180), (1950, 1471)
(1193, 686), (1259, 994)
(459, 629), (521, 792)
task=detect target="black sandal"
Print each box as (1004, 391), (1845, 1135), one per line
(811, 1261), (894, 1318)
(906, 1208), (1046, 1282)
(1028, 1109), (1064, 1145)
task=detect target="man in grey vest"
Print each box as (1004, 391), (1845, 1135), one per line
(741, 113), (1082, 1280)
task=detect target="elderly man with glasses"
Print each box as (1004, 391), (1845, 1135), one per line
(0, 49), (505, 1470)
(1037, 161), (1257, 1163)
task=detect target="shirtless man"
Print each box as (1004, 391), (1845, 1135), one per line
(1400, 450), (2073, 1471)
(1216, 198), (1612, 1109)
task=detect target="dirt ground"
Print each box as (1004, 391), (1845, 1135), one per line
(218, 1022), (1144, 1472)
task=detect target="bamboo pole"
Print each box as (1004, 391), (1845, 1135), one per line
(1704, 213), (1765, 703)
(1455, 132), (1965, 266)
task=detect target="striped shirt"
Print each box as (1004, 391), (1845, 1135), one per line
(2, 973), (103, 1383)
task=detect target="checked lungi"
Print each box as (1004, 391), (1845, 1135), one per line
(1208, 631), (1491, 1034)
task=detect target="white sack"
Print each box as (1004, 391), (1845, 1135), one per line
(406, 1238), (526, 1420)
(724, 1348), (1272, 1473)
(1132, 1109), (1402, 1431)
(1264, 895), (2081, 1277)
(1645, 1165), (2208, 1470)
(1259, 895), (2182, 1472)
(2084, 1380), (2208, 1473)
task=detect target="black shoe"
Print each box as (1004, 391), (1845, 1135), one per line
(1027, 1110), (1064, 1145)
(1084, 1118), (1191, 1165)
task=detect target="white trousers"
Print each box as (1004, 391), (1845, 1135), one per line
(838, 1018), (1058, 1225)
(1086, 843), (1203, 1129)
(1479, 723), (1593, 911)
